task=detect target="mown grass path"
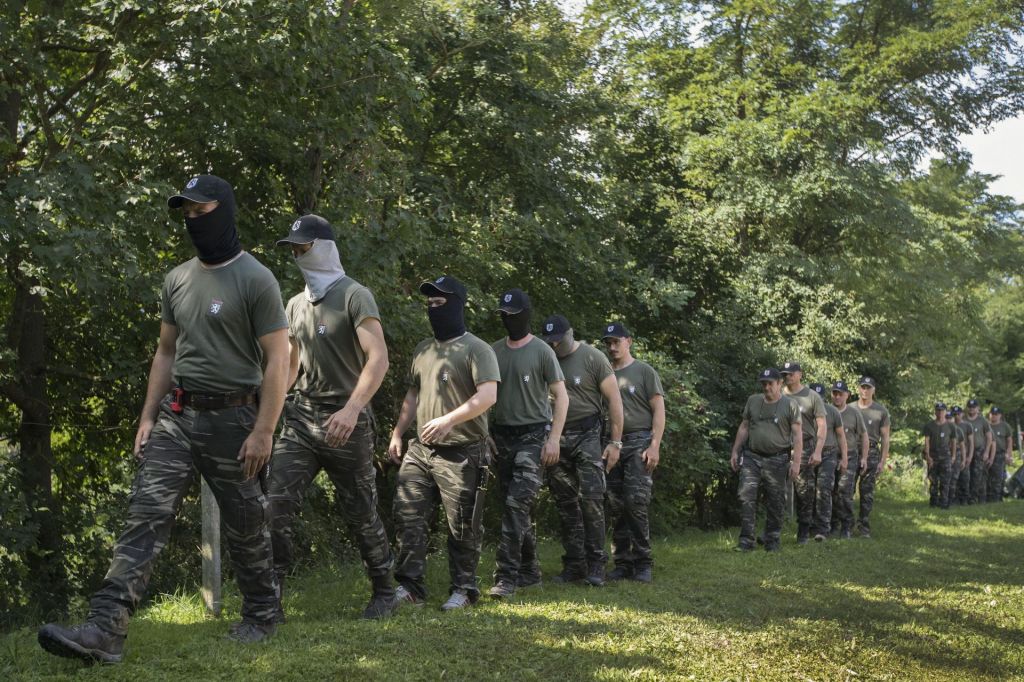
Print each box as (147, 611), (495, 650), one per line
(3, 491), (1022, 681)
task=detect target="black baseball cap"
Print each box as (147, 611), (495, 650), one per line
(167, 174), (233, 208)
(809, 382), (825, 395)
(858, 376), (876, 388)
(934, 402), (947, 411)
(952, 405), (963, 414)
(966, 398), (979, 408)
(758, 368), (781, 382)
(831, 380), (850, 393)
(602, 321), (631, 339)
(990, 406), (1002, 414)
(780, 361), (802, 374)
(497, 288), (530, 314)
(419, 275), (468, 302)
(541, 314), (571, 343)
(276, 214), (335, 246)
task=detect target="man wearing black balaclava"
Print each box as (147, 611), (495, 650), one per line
(39, 175), (290, 662)
(387, 275), (500, 611)
(267, 214), (398, 621)
(486, 289), (568, 599)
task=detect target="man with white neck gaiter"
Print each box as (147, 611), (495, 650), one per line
(269, 215), (397, 620)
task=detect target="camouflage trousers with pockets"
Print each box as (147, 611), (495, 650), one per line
(856, 446), (882, 532)
(491, 426), (547, 584)
(606, 432), (653, 570)
(542, 421), (608, 575)
(88, 395), (278, 635)
(831, 455), (858, 531)
(267, 397), (393, 588)
(737, 450), (789, 550)
(393, 439), (489, 601)
(969, 449), (988, 504)
(986, 454), (1007, 503)
(928, 455), (953, 508)
(796, 445), (837, 537)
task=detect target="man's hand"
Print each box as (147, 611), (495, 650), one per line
(789, 460), (800, 480)
(133, 418), (155, 461)
(839, 457), (848, 474)
(323, 404), (361, 448)
(388, 434), (404, 465)
(730, 451), (739, 472)
(603, 444), (620, 472)
(541, 437), (560, 467)
(876, 461), (885, 476)
(642, 442), (660, 473)
(420, 415), (454, 444)
(809, 451), (822, 467)
(237, 431), (273, 480)
(859, 457), (868, 471)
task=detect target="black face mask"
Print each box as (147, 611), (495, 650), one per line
(427, 297), (466, 341)
(185, 203), (241, 265)
(501, 310), (531, 341)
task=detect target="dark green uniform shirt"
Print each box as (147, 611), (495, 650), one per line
(963, 415), (992, 454)
(922, 420), (956, 458)
(742, 394), (800, 455)
(838, 405), (867, 457)
(491, 336), (564, 426)
(558, 342), (614, 423)
(409, 333), (500, 446)
(823, 403), (843, 450)
(990, 421), (1012, 454)
(954, 419), (973, 454)
(287, 277), (380, 403)
(784, 386), (827, 444)
(856, 401), (890, 448)
(615, 360), (664, 433)
(161, 253), (287, 393)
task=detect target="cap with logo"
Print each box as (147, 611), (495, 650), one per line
(602, 321), (631, 340)
(419, 275), (468, 303)
(966, 398), (979, 408)
(540, 314), (571, 343)
(934, 401), (947, 411)
(167, 174), (234, 208)
(276, 214), (335, 246)
(496, 288), (530, 314)
(990, 406), (1002, 414)
(758, 368), (781, 382)
(952, 405), (963, 414)
(809, 382), (825, 395)
(831, 380), (850, 393)
(779, 361), (802, 375)
(858, 376), (876, 388)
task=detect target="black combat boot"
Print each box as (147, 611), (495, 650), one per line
(38, 622), (125, 664)
(362, 574), (400, 619)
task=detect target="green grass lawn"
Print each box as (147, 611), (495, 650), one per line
(3, 485), (1023, 681)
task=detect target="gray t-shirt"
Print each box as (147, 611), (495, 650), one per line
(615, 360), (665, 433)
(784, 386), (827, 444)
(856, 401), (891, 447)
(558, 343), (614, 423)
(161, 253), (286, 393)
(491, 336), (564, 426)
(409, 333), (500, 446)
(287, 277), (380, 404)
(838, 405), (867, 456)
(742, 394), (800, 455)
(990, 421), (1012, 454)
(923, 420), (957, 458)
(823, 403), (843, 450)
(963, 415), (993, 453)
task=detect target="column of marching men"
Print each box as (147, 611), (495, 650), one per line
(35, 177), (1019, 664)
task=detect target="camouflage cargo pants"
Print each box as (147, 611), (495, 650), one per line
(796, 445), (837, 537)
(949, 456), (963, 505)
(606, 432), (653, 570)
(88, 396), (278, 635)
(831, 455), (858, 531)
(393, 439), (488, 601)
(856, 446), (882, 532)
(986, 454), (1007, 503)
(956, 456), (972, 504)
(928, 455), (952, 509)
(544, 422), (608, 575)
(491, 426), (546, 584)
(267, 397), (393, 584)
(969, 449), (988, 504)
(737, 450), (788, 550)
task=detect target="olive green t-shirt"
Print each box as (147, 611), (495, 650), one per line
(742, 394), (800, 455)
(823, 403), (843, 450)
(838, 405), (867, 456)
(990, 421), (1012, 454)
(953, 420), (972, 453)
(558, 342), (614, 423)
(160, 253), (287, 393)
(922, 420), (956, 458)
(287, 277), (380, 404)
(856, 401), (890, 447)
(963, 415), (992, 453)
(491, 336), (564, 426)
(409, 333), (500, 446)
(784, 386), (827, 443)
(615, 360), (665, 433)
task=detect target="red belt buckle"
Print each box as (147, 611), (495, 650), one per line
(170, 387), (185, 414)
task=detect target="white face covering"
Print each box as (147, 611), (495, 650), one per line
(294, 239), (346, 302)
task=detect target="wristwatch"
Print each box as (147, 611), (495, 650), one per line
(608, 440), (623, 449)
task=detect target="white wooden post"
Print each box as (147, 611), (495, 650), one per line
(201, 478), (222, 617)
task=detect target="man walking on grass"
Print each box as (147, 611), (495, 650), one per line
(855, 376), (890, 538)
(922, 402), (956, 509)
(780, 362), (826, 544)
(830, 381), (866, 539)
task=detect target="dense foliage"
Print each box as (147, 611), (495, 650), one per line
(1, 0), (1021, 625)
